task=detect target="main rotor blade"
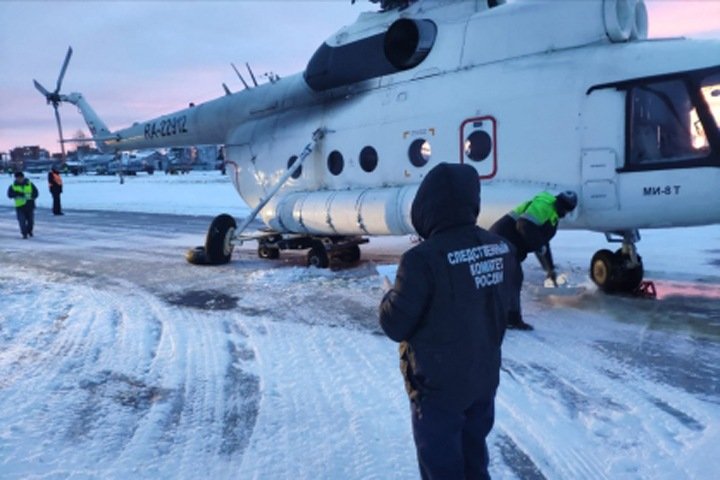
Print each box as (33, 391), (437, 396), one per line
(33, 79), (51, 97)
(55, 46), (73, 93)
(53, 105), (67, 160)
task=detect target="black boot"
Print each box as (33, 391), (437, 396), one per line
(507, 319), (534, 331)
(507, 311), (534, 331)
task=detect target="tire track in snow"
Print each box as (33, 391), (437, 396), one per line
(94, 285), (260, 479)
(496, 301), (715, 480)
(237, 318), (416, 479)
(0, 272), (163, 475)
(0, 266), (261, 479)
(3, 211), (719, 479)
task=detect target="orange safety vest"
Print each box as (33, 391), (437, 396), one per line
(49, 171), (63, 188)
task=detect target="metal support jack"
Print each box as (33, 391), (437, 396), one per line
(233, 128), (326, 242)
(190, 127), (366, 268)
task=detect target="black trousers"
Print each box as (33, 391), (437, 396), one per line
(15, 204), (34, 236)
(411, 397), (495, 480)
(51, 190), (62, 214)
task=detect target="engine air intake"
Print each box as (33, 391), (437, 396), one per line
(304, 19), (436, 92)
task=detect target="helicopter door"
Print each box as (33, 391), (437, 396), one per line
(580, 87), (623, 211)
(460, 116), (497, 179)
(581, 149), (619, 210)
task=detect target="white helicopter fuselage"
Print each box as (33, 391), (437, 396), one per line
(59, 0), (720, 248)
(70, 0), (720, 240)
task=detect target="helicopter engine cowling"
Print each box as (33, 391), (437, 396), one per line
(304, 18), (437, 92)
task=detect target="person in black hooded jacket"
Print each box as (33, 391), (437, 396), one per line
(379, 163), (521, 480)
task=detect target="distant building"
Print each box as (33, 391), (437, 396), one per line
(0, 152), (10, 172)
(3, 143), (225, 176)
(10, 146), (51, 172)
(165, 145), (222, 173)
(75, 144), (97, 156)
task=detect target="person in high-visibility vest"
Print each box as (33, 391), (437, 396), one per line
(7, 171), (39, 239)
(48, 165), (64, 215)
(490, 190), (578, 330)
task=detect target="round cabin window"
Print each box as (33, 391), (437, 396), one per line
(328, 150), (344, 176)
(408, 138), (431, 167)
(359, 146), (378, 172)
(464, 130), (492, 162)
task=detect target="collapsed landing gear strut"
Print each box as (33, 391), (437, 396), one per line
(258, 233), (367, 268)
(186, 128), (327, 266)
(590, 230), (654, 297)
(186, 217), (368, 269)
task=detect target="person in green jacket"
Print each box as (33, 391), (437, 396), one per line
(7, 171), (39, 239)
(490, 191), (577, 330)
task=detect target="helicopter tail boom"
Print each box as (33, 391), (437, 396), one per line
(62, 93), (114, 153)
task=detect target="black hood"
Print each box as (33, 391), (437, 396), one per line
(411, 163), (480, 239)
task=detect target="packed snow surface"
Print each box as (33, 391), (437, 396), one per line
(1, 171), (719, 479)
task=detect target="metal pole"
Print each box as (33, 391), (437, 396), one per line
(233, 128), (326, 238)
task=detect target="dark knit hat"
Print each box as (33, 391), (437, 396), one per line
(555, 191), (578, 213)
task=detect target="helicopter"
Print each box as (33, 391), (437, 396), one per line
(33, 0), (720, 294)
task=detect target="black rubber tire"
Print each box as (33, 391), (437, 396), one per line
(590, 249), (617, 293)
(258, 244), (280, 259)
(205, 214), (237, 265)
(591, 249), (644, 294)
(185, 246), (209, 265)
(306, 242), (330, 268)
(614, 249), (644, 293)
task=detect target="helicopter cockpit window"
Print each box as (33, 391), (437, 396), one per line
(360, 146), (378, 172)
(628, 77), (713, 167)
(408, 139), (431, 167)
(698, 73), (720, 148)
(287, 155), (302, 179)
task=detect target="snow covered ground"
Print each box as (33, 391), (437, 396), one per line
(1, 171), (719, 479)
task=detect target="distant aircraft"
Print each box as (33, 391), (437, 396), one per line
(34, 0), (720, 294)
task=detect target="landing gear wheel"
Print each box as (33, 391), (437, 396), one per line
(590, 249), (616, 292)
(258, 244), (280, 259)
(205, 214), (236, 265)
(614, 248), (644, 293)
(590, 249), (643, 294)
(185, 246), (209, 265)
(306, 241), (329, 268)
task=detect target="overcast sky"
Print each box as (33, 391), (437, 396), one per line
(1, 0), (719, 154)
